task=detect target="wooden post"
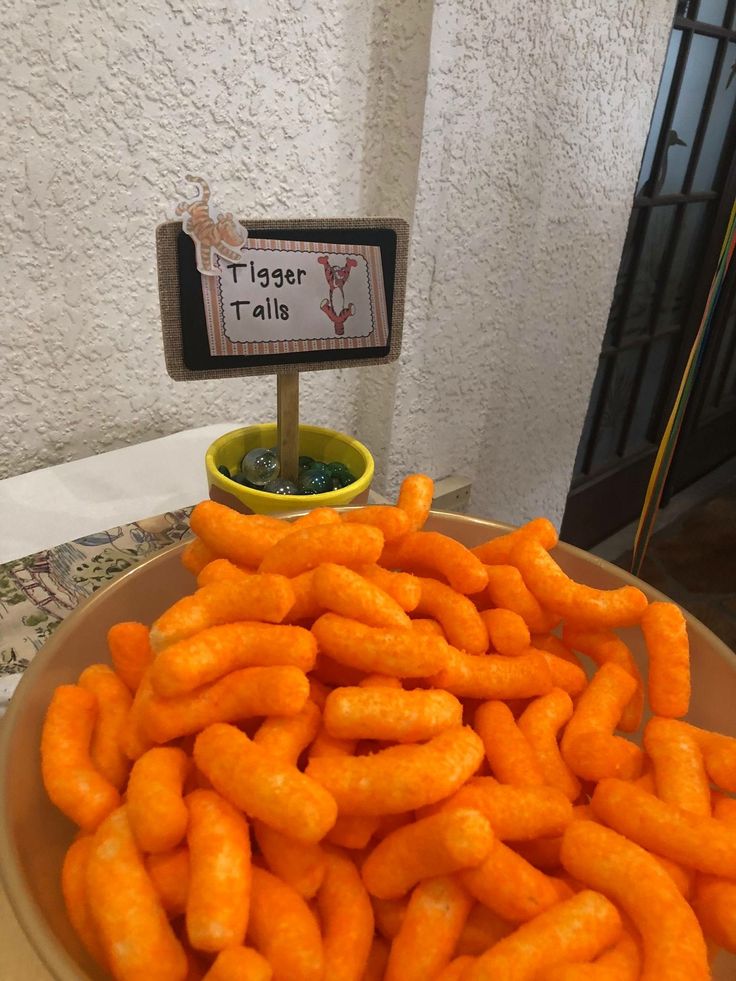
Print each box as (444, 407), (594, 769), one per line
(277, 373), (300, 484)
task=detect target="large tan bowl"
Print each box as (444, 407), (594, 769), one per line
(1, 511), (736, 980)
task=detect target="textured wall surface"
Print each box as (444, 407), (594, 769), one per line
(2, 0), (673, 529)
(363, 0), (674, 525)
(0, 0), (432, 476)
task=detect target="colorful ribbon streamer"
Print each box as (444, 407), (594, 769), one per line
(631, 197), (736, 577)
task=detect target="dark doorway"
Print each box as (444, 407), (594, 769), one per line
(562, 0), (736, 549)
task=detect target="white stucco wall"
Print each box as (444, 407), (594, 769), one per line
(2, 0), (673, 528)
(0, 0), (432, 475)
(362, 1), (675, 525)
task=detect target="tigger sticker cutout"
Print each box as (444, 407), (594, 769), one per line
(318, 255), (358, 336)
(176, 176), (247, 276)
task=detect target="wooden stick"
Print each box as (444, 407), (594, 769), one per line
(277, 373), (300, 484)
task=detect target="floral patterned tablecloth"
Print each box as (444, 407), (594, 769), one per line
(0, 508), (193, 711)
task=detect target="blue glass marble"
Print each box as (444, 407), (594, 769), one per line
(298, 469), (332, 495)
(263, 477), (299, 495)
(241, 447), (280, 486)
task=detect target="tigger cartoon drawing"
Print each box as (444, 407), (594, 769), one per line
(176, 176), (247, 275)
(318, 255), (358, 336)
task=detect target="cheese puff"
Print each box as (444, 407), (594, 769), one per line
(561, 820), (708, 980)
(512, 539), (648, 628)
(644, 717), (710, 816)
(460, 837), (571, 923)
(411, 618), (447, 638)
(121, 668), (157, 760)
(533, 649), (587, 696)
(562, 627), (643, 732)
(152, 622), (317, 698)
(107, 621), (154, 693)
(185, 789), (251, 952)
(144, 666), (309, 743)
(194, 723), (337, 843)
(531, 928), (641, 980)
(359, 673), (403, 688)
(632, 768), (656, 792)
(323, 686), (462, 743)
(512, 836), (563, 872)
(308, 723), (356, 760)
(312, 562), (411, 628)
(62, 835), (108, 968)
(253, 698), (321, 764)
(473, 701), (544, 786)
(434, 777), (573, 841)
(484, 566), (560, 633)
(471, 518), (558, 565)
(150, 575), (295, 652)
(705, 740), (736, 792)
(408, 578), (487, 654)
(146, 847), (190, 918)
(247, 866), (323, 981)
(317, 848), (374, 981)
(455, 903), (513, 956)
(465, 889), (621, 981)
(373, 896), (407, 940)
(78, 663), (133, 789)
(430, 647), (552, 700)
(312, 653), (366, 687)
(356, 563), (422, 611)
(517, 690), (581, 801)
(41, 685), (120, 831)
(306, 725), (483, 817)
(480, 608), (530, 656)
(641, 601), (690, 718)
(436, 956), (477, 981)
(325, 813), (380, 849)
(282, 569), (323, 623)
(531, 633), (584, 668)
(344, 504), (411, 541)
(127, 748), (189, 853)
(259, 523), (384, 577)
(653, 854), (694, 898)
(202, 948), (272, 981)
(668, 723), (736, 792)
(196, 558), (255, 588)
(381, 531), (488, 595)
(396, 473), (434, 531)
(253, 821), (326, 898)
(591, 778), (736, 876)
(511, 804), (594, 874)
(86, 807), (188, 981)
(291, 507), (343, 528)
(182, 538), (217, 576)
(564, 731), (643, 783)
(692, 795), (736, 952)
(561, 663), (643, 781)
(190, 500), (290, 568)
(385, 875), (473, 981)
(362, 808), (493, 899)
(362, 936), (390, 981)
(312, 612), (448, 678)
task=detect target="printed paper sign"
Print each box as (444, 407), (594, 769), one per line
(200, 239), (389, 357)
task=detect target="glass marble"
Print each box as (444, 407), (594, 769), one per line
(298, 469), (332, 495)
(217, 465), (231, 478)
(241, 447), (280, 486)
(299, 455), (315, 472)
(331, 470), (356, 489)
(263, 477), (299, 495)
(326, 461), (351, 479)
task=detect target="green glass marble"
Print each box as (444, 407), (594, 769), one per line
(264, 477), (299, 495)
(298, 469), (332, 495)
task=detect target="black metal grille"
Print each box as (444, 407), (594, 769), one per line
(571, 1), (736, 489)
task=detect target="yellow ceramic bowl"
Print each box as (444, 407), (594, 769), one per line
(205, 424), (374, 515)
